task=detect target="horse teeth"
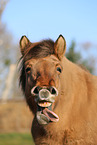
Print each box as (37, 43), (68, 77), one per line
(38, 102), (51, 107)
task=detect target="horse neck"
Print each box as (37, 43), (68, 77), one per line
(54, 57), (97, 129)
(58, 57), (90, 111)
(61, 57), (88, 93)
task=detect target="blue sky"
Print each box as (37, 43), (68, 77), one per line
(2, 0), (97, 47)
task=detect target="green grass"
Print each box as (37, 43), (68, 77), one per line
(0, 133), (35, 145)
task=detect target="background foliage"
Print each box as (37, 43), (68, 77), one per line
(66, 41), (95, 73)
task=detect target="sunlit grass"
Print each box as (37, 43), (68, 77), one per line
(0, 133), (35, 145)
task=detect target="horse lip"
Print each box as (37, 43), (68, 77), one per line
(36, 103), (59, 125)
(37, 103), (52, 112)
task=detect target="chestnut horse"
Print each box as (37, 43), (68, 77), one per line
(19, 35), (97, 145)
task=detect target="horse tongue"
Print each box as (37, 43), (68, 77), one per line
(43, 108), (59, 122)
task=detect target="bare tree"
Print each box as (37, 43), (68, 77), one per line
(0, 0), (17, 66)
(0, 0), (9, 21)
(0, 0), (19, 99)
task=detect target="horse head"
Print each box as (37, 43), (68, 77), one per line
(19, 35), (66, 125)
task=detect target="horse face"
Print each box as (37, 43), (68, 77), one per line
(20, 35), (66, 125)
(25, 56), (62, 124)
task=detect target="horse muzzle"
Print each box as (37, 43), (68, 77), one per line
(31, 86), (58, 106)
(31, 86), (59, 125)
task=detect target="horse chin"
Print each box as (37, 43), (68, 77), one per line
(36, 102), (59, 125)
(36, 105), (51, 125)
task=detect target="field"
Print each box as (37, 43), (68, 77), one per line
(0, 133), (35, 145)
(0, 100), (35, 145)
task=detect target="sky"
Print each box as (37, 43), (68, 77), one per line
(2, 0), (97, 46)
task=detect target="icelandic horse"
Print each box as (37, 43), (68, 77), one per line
(19, 35), (97, 145)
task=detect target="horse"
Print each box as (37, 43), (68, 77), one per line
(19, 35), (97, 145)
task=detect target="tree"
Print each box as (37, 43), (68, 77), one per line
(66, 41), (81, 63)
(0, 0), (17, 67)
(66, 40), (95, 74)
(0, 0), (19, 99)
(0, 0), (9, 19)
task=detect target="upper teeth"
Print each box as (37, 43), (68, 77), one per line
(38, 102), (51, 107)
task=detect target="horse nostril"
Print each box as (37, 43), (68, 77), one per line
(51, 88), (56, 94)
(31, 86), (58, 98)
(34, 87), (39, 94)
(50, 87), (58, 96)
(31, 86), (40, 95)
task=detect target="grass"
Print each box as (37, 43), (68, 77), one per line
(0, 133), (35, 145)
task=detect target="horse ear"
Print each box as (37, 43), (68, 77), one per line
(54, 35), (66, 60)
(19, 35), (30, 55)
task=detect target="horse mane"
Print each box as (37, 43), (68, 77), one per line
(78, 64), (90, 73)
(19, 39), (54, 93)
(23, 39), (54, 61)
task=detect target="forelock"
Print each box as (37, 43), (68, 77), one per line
(24, 39), (54, 61)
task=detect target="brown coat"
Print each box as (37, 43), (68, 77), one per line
(19, 35), (97, 145)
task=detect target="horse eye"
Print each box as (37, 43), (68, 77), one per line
(25, 67), (31, 73)
(57, 67), (62, 73)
